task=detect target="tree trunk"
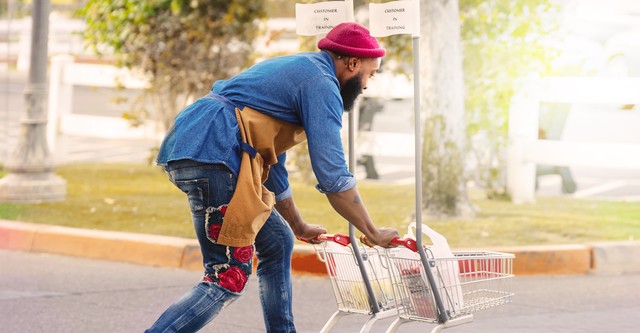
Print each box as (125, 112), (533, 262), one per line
(419, 0), (474, 218)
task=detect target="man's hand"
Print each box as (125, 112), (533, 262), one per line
(294, 222), (327, 244)
(367, 227), (399, 248)
(274, 197), (327, 243)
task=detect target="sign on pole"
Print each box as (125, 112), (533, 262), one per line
(295, 1), (350, 36)
(371, 2), (446, 320)
(368, 0), (420, 37)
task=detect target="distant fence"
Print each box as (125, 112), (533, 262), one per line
(47, 55), (162, 150)
(48, 55), (417, 160)
(0, 14), (87, 71)
(358, 132), (414, 158)
(506, 77), (640, 203)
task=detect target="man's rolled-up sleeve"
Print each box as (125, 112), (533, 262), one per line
(315, 175), (356, 194)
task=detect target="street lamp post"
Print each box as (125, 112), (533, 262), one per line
(0, 0), (66, 202)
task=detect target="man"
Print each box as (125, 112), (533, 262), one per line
(146, 22), (399, 333)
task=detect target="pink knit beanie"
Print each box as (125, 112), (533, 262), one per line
(318, 22), (386, 58)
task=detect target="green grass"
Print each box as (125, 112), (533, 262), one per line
(1, 164), (194, 237)
(1, 163), (639, 248)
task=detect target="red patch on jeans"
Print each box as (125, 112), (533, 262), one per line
(208, 224), (222, 241)
(233, 246), (253, 263)
(217, 266), (248, 293)
(205, 204), (227, 243)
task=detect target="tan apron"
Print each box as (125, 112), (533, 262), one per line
(217, 106), (307, 247)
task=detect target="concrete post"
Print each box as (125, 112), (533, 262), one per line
(0, 0), (66, 203)
(47, 54), (74, 152)
(506, 80), (540, 204)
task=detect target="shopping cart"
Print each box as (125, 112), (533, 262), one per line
(381, 244), (515, 332)
(303, 234), (409, 333)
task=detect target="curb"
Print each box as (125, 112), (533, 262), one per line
(487, 244), (592, 275)
(2, 220), (639, 276)
(589, 241), (640, 275)
(0, 220), (197, 269)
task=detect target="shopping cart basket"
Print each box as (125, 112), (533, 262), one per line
(305, 233), (405, 333)
(382, 244), (515, 333)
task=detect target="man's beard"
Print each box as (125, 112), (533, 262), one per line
(340, 73), (363, 112)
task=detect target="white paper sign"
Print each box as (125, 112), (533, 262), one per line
(369, 0), (420, 37)
(295, 1), (349, 36)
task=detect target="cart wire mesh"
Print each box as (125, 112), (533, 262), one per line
(315, 241), (397, 315)
(384, 249), (514, 323)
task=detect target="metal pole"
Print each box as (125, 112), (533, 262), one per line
(412, 30), (449, 324)
(345, 0), (380, 314)
(0, 0), (66, 202)
(2, 1), (12, 162)
(347, 102), (380, 314)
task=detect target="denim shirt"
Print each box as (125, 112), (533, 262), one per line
(157, 51), (355, 201)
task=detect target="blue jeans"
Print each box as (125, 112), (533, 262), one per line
(145, 160), (296, 333)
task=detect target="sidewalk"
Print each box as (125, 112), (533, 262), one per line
(2, 219), (640, 276)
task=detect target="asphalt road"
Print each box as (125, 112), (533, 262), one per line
(1, 249), (639, 333)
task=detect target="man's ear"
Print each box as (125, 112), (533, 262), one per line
(348, 57), (360, 71)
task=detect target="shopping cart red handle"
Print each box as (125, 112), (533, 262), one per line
(297, 233), (351, 246)
(390, 237), (418, 252)
(359, 235), (418, 251)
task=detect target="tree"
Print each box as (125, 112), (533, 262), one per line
(80, 0), (267, 134)
(418, 0), (474, 218)
(459, 0), (560, 199)
(379, 0), (560, 218)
